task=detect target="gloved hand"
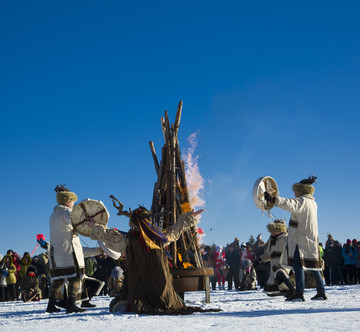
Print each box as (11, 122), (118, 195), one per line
(264, 191), (276, 203)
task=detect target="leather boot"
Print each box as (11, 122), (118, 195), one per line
(46, 297), (61, 313)
(81, 300), (96, 308)
(66, 297), (86, 313)
(285, 291), (305, 302)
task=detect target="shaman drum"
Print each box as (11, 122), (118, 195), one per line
(253, 176), (279, 211)
(71, 199), (110, 237)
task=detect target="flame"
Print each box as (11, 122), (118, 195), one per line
(177, 249), (194, 269)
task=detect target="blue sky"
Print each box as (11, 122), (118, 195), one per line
(1, 1), (360, 256)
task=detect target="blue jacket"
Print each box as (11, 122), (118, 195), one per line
(342, 246), (358, 265)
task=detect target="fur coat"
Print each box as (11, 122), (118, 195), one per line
(260, 232), (291, 292)
(49, 205), (100, 280)
(275, 194), (322, 271)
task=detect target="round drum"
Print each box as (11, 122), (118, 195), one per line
(253, 176), (279, 211)
(71, 199), (110, 237)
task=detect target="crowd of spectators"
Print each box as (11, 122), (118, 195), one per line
(0, 248), (124, 302)
(1, 233), (358, 302)
(201, 233), (360, 291)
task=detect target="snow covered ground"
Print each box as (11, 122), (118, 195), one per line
(1, 285), (360, 331)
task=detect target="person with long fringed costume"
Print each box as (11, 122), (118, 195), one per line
(88, 196), (221, 314)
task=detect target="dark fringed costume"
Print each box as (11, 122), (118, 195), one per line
(91, 204), (220, 314)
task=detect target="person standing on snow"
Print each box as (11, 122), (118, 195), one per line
(46, 185), (101, 314)
(264, 175), (327, 301)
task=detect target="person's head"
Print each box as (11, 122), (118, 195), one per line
(55, 184), (78, 206)
(26, 265), (37, 277)
(6, 249), (13, 256)
(242, 259), (252, 274)
(292, 175), (317, 196)
(267, 219), (287, 236)
(352, 239), (357, 246)
(241, 242), (247, 250)
(204, 245), (212, 254)
(347, 239), (352, 246)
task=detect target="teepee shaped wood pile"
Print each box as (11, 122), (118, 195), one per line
(149, 101), (204, 269)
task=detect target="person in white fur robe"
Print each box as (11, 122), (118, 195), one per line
(46, 185), (101, 314)
(264, 175), (327, 302)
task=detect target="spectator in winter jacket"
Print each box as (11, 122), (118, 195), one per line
(342, 239), (358, 284)
(354, 239), (360, 284)
(107, 266), (124, 297)
(19, 252), (32, 280)
(0, 255), (8, 301)
(323, 240), (344, 285)
(19, 265), (41, 302)
(238, 259), (257, 291)
(3, 254), (17, 301)
(202, 245), (216, 290)
(264, 175), (326, 301)
(214, 246), (227, 290)
(225, 243), (240, 290)
(85, 256), (98, 277)
(239, 242), (254, 284)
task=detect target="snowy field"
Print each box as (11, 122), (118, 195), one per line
(1, 285), (360, 331)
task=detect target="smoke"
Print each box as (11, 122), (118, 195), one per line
(184, 131), (206, 216)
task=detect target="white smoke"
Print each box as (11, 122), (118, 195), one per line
(184, 131), (206, 212)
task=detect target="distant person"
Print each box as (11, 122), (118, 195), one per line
(0, 255), (7, 301)
(214, 246), (227, 290)
(225, 243), (240, 290)
(19, 265), (41, 302)
(342, 239), (358, 284)
(202, 245), (216, 290)
(265, 175), (327, 301)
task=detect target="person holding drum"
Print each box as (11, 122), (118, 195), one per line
(46, 185), (101, 314)
(264, 175), (327, 302)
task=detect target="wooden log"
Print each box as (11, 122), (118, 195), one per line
(173, 100), (183, 137)
(149, 141), (160, 175)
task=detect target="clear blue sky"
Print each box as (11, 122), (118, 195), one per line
(1, 1), (359, 256)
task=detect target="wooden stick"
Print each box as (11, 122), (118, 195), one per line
(149, 141), (160, 175)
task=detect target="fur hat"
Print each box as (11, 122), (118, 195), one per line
(292, 175), (317, 195)
(55, 184), (78, 205)
(267, 219), (287, 233)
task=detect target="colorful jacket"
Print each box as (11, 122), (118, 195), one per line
(0, 257), (8, 287)
(4, 255), (17, 285)
(342, 245), (358, 265)
(19, 253), (32, 279)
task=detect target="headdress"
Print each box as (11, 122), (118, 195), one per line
(292, 175), (317, 195)
(267, 219), (287, 233)
(55, 184), (78, 205)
